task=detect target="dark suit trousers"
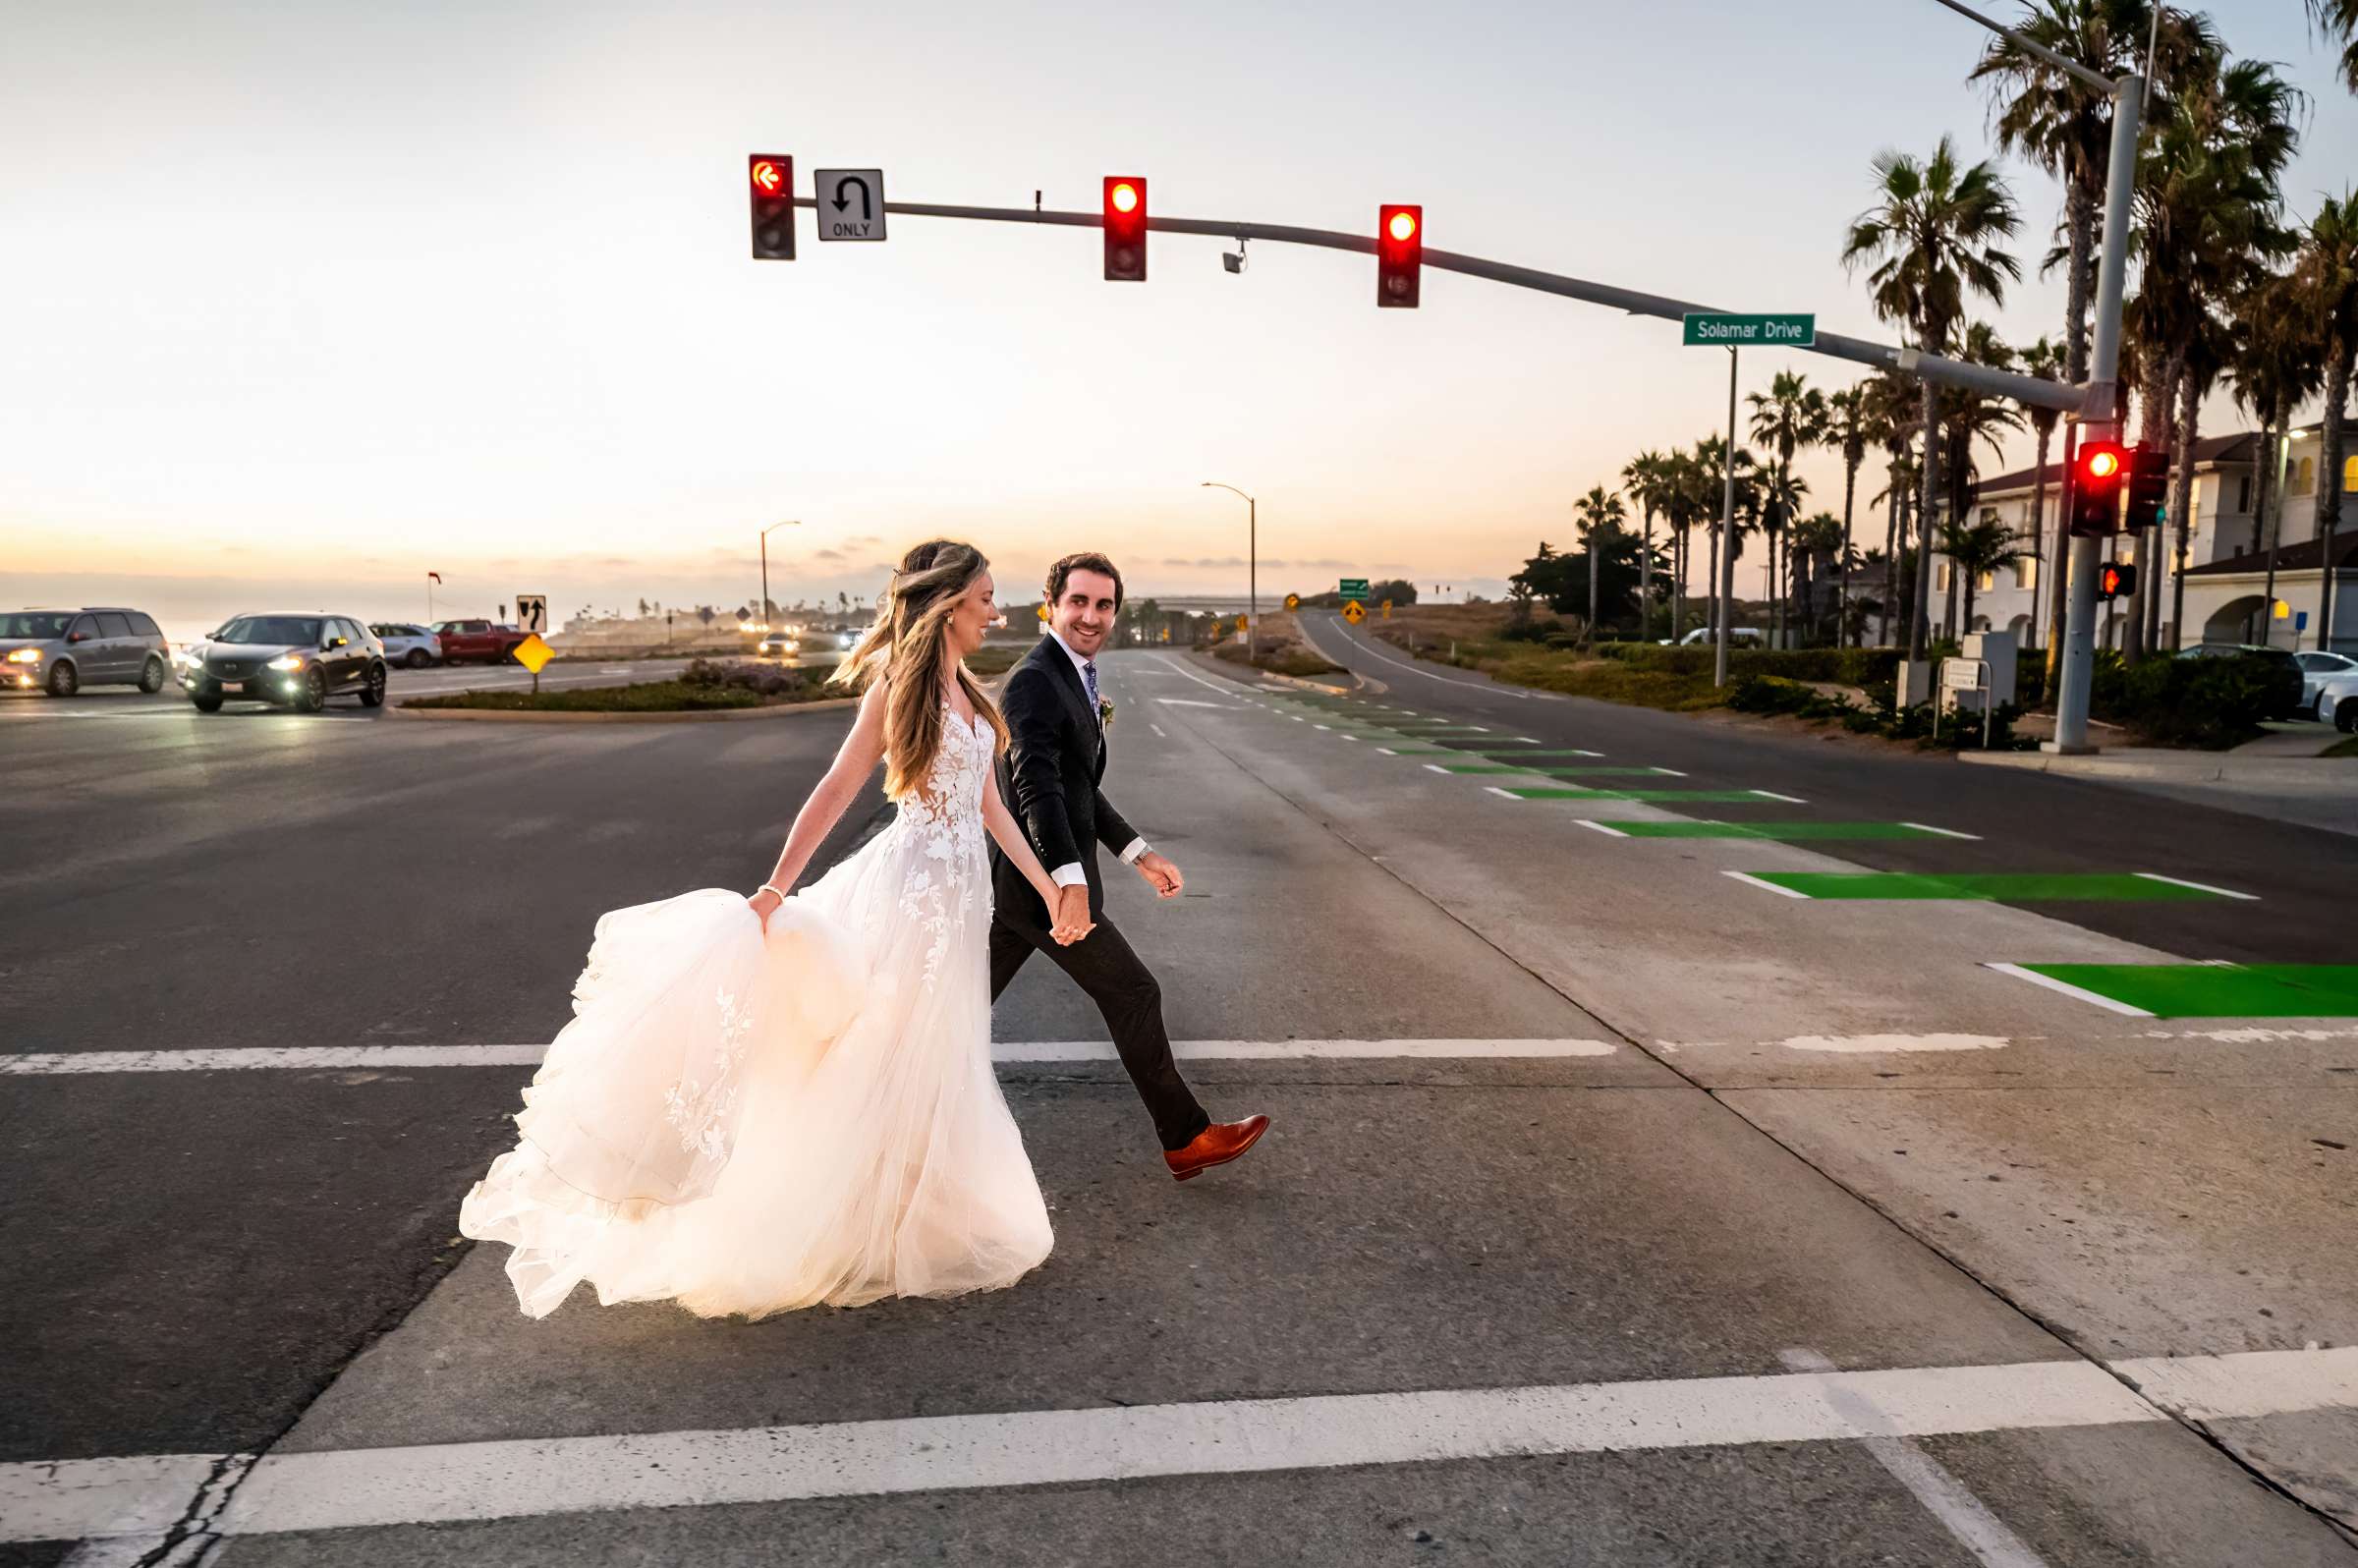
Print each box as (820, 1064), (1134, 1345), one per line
(990, 915), (1210, 1152)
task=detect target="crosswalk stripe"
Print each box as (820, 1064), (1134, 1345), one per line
(0, 1039), (1622, 1075)
(13, 1347), (2353, 1541)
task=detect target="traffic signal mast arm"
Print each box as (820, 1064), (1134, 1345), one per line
(778, 193), (2084, 415)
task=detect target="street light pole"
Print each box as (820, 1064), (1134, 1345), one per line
(1201, 482), (1258, 661)
(759, 520), (800, 634)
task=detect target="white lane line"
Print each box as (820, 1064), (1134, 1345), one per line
(1649, 768), (1688, 777)
(1150, 723), (1168, 738)
(1484, 786), (1525, 801)
(1899, 822), (1983, 840)
(20, 1354), (2281, 1542)
(1339, 734), (1358, 742)
(2133, 871), (2260, 901)
(23, 1347), (2358, 1544)
(1983, 964), (2155, 1018)
(1575, 819), (1629, 837)
(1724, 870), (1810, 900)
(1145, 653), (1234, 694)
(0, 1039), (1623, 1075)
(1750, 790), (1808, 803)
(1780, 1035), (2011, 1054)
(1153, 698), (1235, 709)
(1780, 1349), (2049, 1568)
(1315, 723), (1332, 731)
(1317, 616), (1563, 701)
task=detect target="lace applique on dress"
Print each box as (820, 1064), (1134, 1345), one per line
(661, 983), (756, 1160)
(893, 704), (992, 990)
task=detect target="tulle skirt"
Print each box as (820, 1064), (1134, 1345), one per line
(459, 820), (1053, 1319)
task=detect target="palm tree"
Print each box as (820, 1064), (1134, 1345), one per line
(2307, 0), (2358, 92)
(1826, 386), (1872, 645)
(1747, 371), (1831, 646)
(1938, 514), (2032, 635)
(2010, 336), (2067, 677)
(1792, 512), (1850, 637)
(2231, 268), (2326, 639)
(1843, 135), (2023, 661)
(1693, 436), (1759, 636)
(1863, 372), (1917, 644)
(1659, 447), (1699, 638)
(1573, 485), (1628, 643)
(2299, 193), (2358, 648)
(1972, 3), (2215, 401)
(1622, 451), (1673, 639)
(1934, 326), (2026, 633)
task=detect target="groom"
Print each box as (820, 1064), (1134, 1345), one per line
(989, 551), (1269, 1182)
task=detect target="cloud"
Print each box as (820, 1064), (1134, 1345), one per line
(813, 547), (846, 562)
(1159, 556), (1356, 571)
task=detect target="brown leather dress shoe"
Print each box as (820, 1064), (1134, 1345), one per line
(1164, 1114), (1270, 1182)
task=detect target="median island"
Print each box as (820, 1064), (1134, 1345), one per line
(402, 658), (834, 713)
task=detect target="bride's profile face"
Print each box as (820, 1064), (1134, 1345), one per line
(945, 572), (995, 659)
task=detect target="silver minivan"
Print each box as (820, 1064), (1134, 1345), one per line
(0, 607), (172, 697)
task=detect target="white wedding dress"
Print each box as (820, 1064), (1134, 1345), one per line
(459, 705), (1053, 1318)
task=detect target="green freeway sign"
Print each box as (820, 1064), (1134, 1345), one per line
(1683, 312), (1817, 348)
(1339, 577), (1371, 598)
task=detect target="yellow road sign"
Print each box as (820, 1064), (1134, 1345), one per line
(1381, 598), (1393, 619)
(1284, 592), (1301, 611)
(1342, 600), (1366, 625)
(512, 633), (555, 674)
(1036, 603), (1050, 622)
(1236, 614), (1250, 631)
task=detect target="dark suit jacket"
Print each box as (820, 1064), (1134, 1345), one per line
(989, 637), (1141, 931)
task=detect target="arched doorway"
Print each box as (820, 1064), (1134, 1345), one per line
(2203, 593), (2269, 647)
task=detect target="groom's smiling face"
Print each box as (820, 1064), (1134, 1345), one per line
(1051, 568), (1118, 658)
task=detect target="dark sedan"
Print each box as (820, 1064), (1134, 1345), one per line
(2176, 643), (2306, 721)
(183, 614), (388, 713)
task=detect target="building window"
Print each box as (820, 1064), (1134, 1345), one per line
(2293, 457), (2316, 495)
(2015, 557), (2038, 589)
(1936, 561), (1951, 590)
(1976, 568), (1995, 592)
(2237, 474), (2253, 513)
(2346, 456), (2358, 493)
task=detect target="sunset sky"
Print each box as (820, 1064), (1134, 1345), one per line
(6, 0), (2354, 635)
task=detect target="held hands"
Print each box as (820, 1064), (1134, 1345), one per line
(748, 886), (784, 932)
(1050, 882), (1095, 946)
(1135, 850), (1184, 899)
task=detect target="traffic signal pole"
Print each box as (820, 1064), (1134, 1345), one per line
(786, 196), (2083, 419)
(2050, 74), (2144, 755)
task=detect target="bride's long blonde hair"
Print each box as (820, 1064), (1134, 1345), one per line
(830, 539), (1011, 799)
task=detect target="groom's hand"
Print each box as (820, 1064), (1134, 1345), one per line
(1135, 851), (1184, 899)
(1051, 883), (1095, 945)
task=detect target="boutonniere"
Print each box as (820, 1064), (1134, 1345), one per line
(1097, 696), (1116, 729)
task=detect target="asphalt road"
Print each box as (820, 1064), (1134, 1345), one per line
(2, 647), (2353, 1565)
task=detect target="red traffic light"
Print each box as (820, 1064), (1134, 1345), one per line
(748, 153), (794, 261)
(1103, 176), (1147, 282)
(2069, 439), (2127, 536)
(1377, 203), (1422, 308)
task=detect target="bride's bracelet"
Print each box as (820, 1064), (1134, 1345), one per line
(758, 882), (788, 903)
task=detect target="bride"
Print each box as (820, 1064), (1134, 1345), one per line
(460, 539), (1084, 1319)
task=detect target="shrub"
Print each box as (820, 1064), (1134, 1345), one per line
(1499, 617), (1568, 644)
(2090, 650), (2275, 749)
(682, 657), (815, 699)
(1596, 644), (1904, 685)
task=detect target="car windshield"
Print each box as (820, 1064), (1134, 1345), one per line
(216, 616), (323, 646)
(0, 612), (74, 640)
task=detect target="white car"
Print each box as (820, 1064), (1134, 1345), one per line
(2293, 650), (2357, 707)
(2311, 668), (2358, 731)
(367, 623), (442, 668)
(1663, 627), (1766, 646)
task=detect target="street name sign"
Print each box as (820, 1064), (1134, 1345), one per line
(1339, 578), (1370, 598)
(1682, 312), (1816, 348)
(815, 170), (886, 241)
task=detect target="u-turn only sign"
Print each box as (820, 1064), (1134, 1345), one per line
(815, 170), (886, 241)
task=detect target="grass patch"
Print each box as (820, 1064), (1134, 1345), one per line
(967, 643), (1027, 677)
(2323, 734), (2358, 758)
(1211, 610), (1345, 679)
(404, 680), (798, 713)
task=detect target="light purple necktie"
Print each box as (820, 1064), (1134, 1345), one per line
(1083, 659), (1100, 720)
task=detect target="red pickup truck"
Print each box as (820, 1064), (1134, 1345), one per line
(431, 619), (533, 663)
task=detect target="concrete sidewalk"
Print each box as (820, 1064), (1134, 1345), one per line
(1960, 729), (2357, 835)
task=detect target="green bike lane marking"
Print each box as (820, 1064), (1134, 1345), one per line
(1426, 763), (1680, 777)
(1721, 871), (2258, 903)
(1989, 963), (2358, 1018)
(1577, 820), (1980, 841)
(1488, 786), (1804, 805)
(1378, 745), (1581, 756)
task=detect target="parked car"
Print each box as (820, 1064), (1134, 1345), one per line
(2292, 649), (2358, 707)
(0, 607), (171, 697)
(183, 614), (387, 713)
(2309, 669), (2358, 731)
(369, 623), (443, 668)
(755, 630), (800, 658)
(1663, 627), (1766, 646)
(2175, 643), (2306, 721)
(431, 618), (531, 663)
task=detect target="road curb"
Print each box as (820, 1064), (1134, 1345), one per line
(391, 696), (861, 724)
(1957, 750), (2350, 783)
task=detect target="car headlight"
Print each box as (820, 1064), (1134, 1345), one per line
(5, 648), (40, 664)
(267, 653), (307, 672)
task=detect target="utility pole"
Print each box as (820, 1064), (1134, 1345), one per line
(759, 520), (800, 635)
(1715, 347), (1738, 688)
(1201, 482), (1258, 661)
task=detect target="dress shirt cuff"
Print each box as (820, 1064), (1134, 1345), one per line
(1117, 838), (1150, 865)
(1049, 863), (1088, 888)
